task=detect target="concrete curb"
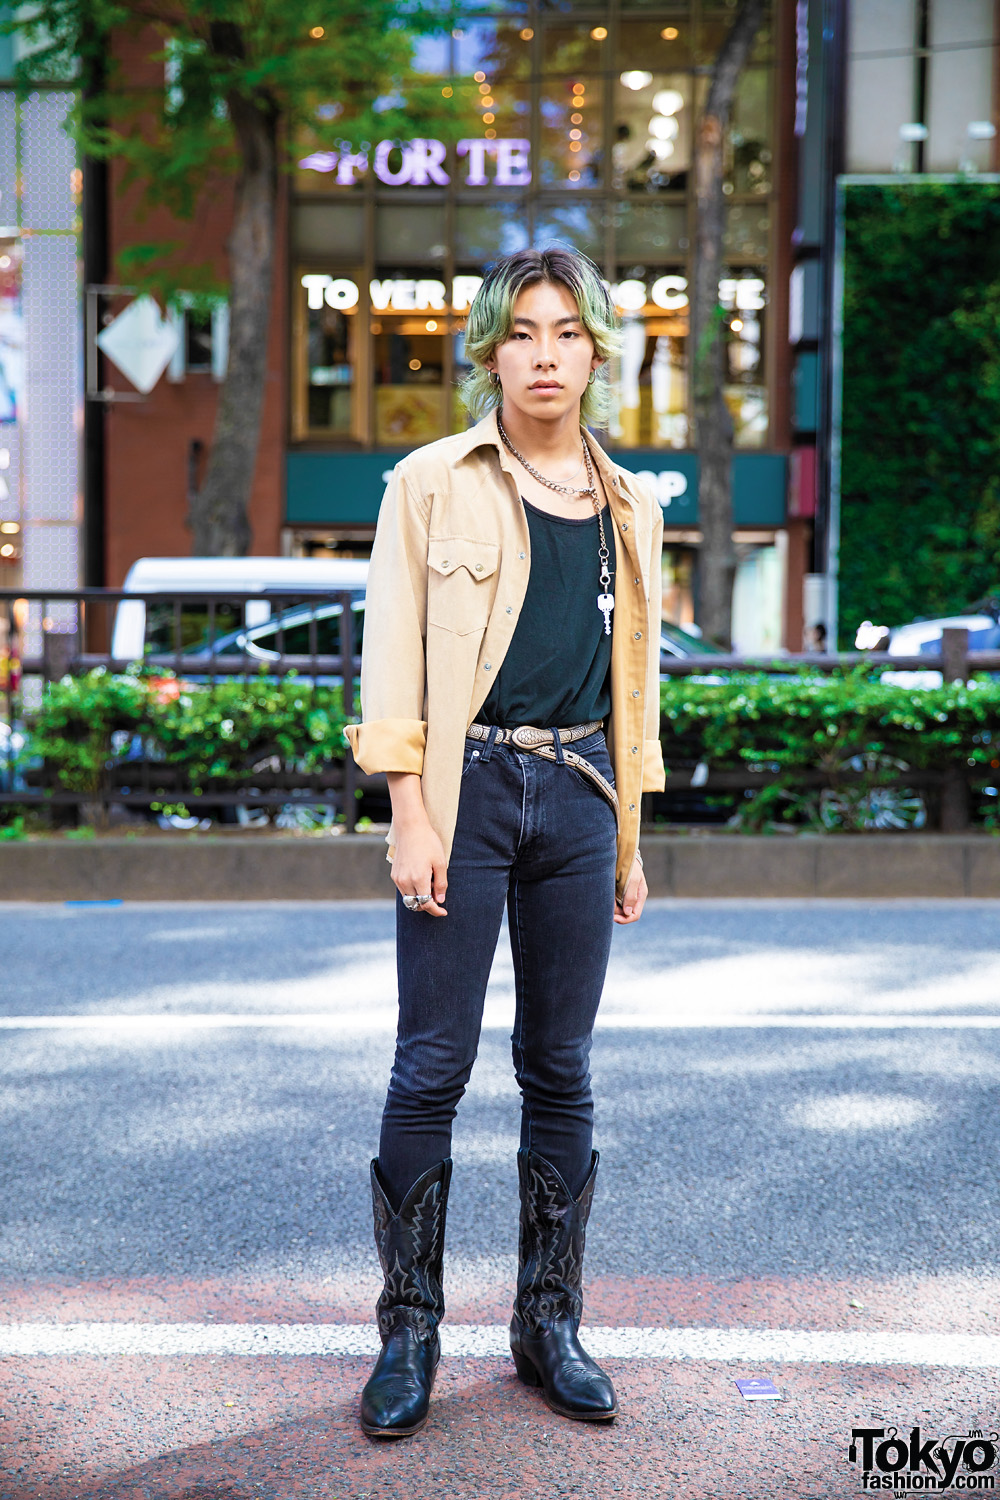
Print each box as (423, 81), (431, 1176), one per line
(2, 833), (1000, 900)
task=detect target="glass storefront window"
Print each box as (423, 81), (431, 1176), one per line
(697, 5), (773, 66)
(724, 203), (769, 259)
(721, 266), (768, 448)
(288, 4), (777, 459)
(373, 269), (448, 446)
(614, 200), (688, 258)
(452, 78), (531, 174)
(456, 202), (530, 260)
(540, 75), (603, 187)
(534, 202), (603, 259)
(455, 19), (533, 79)
(615, 27), (692, 193)
(376, 204), (449, 262)
(724, 68), (772, 194)
(606, 264), (768, 450)
(300, 280), (359, 438)
(609, 267), (689, 449)
(292, 203), (365, 259)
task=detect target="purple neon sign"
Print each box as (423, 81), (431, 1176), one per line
(298, 137), (531, 187)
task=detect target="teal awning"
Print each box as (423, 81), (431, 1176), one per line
(286, 449), (787, 528)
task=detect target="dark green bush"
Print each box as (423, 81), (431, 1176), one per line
(660, 671), (1000, 829)
(27, 668), (350, 797)
(18, 668), (1000, 833)
(840, 181), (1000, 644)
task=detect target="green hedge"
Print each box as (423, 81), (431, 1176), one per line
(660, 671), (1000, 829)
(23, 668), (350, 796)
(8, 668), (1000, 831)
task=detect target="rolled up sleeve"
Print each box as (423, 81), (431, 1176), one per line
(343, 464), (430, 775)
(642, 497), (666, 793)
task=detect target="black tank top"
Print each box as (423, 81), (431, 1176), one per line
(477, 496), (615, 730)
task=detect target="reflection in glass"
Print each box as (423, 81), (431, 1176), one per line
(542, 23), (608, 76)
(723, 205), (769, 259)
(376, 205), (449, 262)
(727, 69), (772, 193)
(373, 272), (446, 445)
(292, 204), (365, 259)
(608, 270), (689, 449)
(614, 31), (691, 192)
(456, 203), (530, 261)
(662, 546), (697, 629)
(307, 302), (355, 434)
(604, 266), (770, 449)
(534, 203), (602, 259)
(456, 20), (532, 79)
(411, 31), (451, 77)
(697, 6), (772, 65)
(540, 76), (603, 187)
(454, 78), (531, 178)
(616, 17), (691, 68)
(721, 267), (768, 448)
(614, 201), (687, 258)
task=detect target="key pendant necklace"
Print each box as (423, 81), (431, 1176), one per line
(577, 439), (615, 635)
(496, 416), (614, 634)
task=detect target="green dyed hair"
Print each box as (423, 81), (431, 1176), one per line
(459, 246), (623, 429)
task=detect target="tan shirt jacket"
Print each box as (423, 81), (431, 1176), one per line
(344, 410), (666, 900)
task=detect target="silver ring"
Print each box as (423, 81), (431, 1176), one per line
(402, 895), (420, 911)
(416, 893), (432, 906)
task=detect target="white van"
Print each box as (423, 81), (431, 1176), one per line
(111, 556), (369, 663)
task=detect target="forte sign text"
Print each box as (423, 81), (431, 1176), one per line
(298, 137), (531, 188)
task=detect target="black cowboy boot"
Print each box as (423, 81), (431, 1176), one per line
(509, 1148), (618, 1422)
(360, 1157), (452, 1439)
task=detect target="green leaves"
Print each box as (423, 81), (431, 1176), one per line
(841, 182), (1000, 645)
(27, 669), (352, 795)
(9, 0), (454, 296)
(659, 670), (1000, 830)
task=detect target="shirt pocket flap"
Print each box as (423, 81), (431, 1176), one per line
(427, 537), (499, 581)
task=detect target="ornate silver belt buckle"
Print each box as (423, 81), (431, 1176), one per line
(511, 725), (542, 750)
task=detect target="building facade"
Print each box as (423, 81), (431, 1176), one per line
(12, 0), (1000, 649)
(88, 0), (801, 652)
(286, 0), (797, 650)
(0, 31), (81, 611)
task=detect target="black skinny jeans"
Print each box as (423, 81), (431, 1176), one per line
(377, 728), (618, 1208)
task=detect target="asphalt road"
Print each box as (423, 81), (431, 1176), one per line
(3, 899), (1000, 1499)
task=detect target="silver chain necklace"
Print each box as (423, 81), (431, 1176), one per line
(497, 415), (615, 636)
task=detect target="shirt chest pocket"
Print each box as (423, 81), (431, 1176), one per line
(426, 537), (500, 636)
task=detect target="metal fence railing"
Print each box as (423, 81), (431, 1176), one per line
(0, 587), (370, 830)
(654, 626), (1000, 833)
(1, 594), (998, 833)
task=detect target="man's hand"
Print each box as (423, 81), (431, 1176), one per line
(391, 821), (449, 916)
(614, 855), (647, 925)
(387, 771), (448, 916)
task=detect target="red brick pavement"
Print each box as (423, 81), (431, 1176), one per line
(2, 1276), (999, 1500)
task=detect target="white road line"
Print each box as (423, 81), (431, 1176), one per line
(1, 1324), (999, 1366)
(2, 1013), (1000, 1032)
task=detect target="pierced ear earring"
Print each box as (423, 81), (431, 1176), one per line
(587, 370), (597, 385)
(488, 370), (501, 385)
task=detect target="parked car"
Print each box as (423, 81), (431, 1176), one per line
(183, 596), (366, 684)
(659, 620), (722, 668)
(856, 612), (1000, 687)
(111, 556), (369, 664)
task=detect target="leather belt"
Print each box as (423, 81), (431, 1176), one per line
(467, 720), (602, 749)
(466, 720), (619, 823)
